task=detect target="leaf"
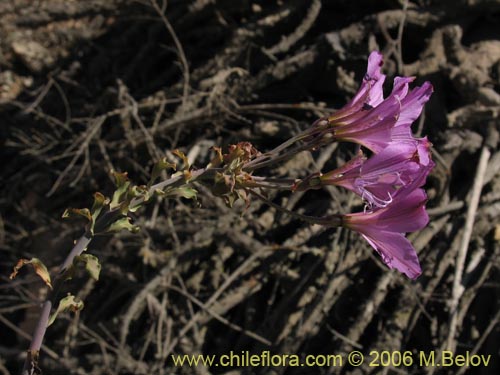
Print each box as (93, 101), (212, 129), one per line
(112, 171), (129, 188)
(183, 170), (193, 182)
(47, 294), (84, 326)
(166, 187), (198, 200)
(10, 258), (52, 289)
(75, 254), (101, 281)
(154, 188), (166, 197)
(149, 158), (176, 187)
(105, 217), (140, 234)
(173, 149), (190, 170)
(127, 185), (149, 212)
(90, 192), (109, 234)
(110, 171), (131, 209)
(208, 146), (223, 168)
(62, 208), (92, 222)
(226, 193), (237, 208)
(91, 192), (107, 214)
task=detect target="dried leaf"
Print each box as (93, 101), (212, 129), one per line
(208, 146), (224, 168)
(47, 294), (84, 326)
(10, 258), (52, 289)
(173, 149), (190, 170)
(62, 208), (92, 222)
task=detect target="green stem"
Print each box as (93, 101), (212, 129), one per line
(243, 128), (331, 172)
(245, 176), (296, 190)
(242, 130), (312, 171)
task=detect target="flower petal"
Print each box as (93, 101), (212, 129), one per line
(338, 115), (397, 153)
(360, 141), (417, 174)
(330, 51), (386, 121)
(373, 198), (429, 233)
(361, 230), (422, 279)
(416, 136), (432, 166)
(391, 76), (415, 99)
(366, 51), (384, 80)
(345, 188), (429, 233)
(395, 82), (434, 130)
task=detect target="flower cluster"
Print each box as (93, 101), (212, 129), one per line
(299, 51), (434, 279)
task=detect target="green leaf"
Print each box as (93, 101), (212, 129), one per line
(166, 187), (198, 200)
(48, 294), (84, 326)
(127, 185), (149, 212)
(10, 258), (52, 289)
(90, 192), (109, 235)
(112, 171), (129, 188)
(91, 192), (107, 214)
(154, 188), (166, 197)
(110, 171), (131, 209)
(149, 158), (176, 187)
(105, 217), (140, 234)
(75, 254), (101, 281)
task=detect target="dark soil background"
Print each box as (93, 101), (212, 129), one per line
(1, 1), (499, 374)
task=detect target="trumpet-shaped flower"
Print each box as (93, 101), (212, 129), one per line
(314, 51), (433, 153)
(341, 187), (429, 279)
(301, 51), (435, 279)
(321, 138), (434, 207)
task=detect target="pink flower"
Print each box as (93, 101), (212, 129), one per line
(314, 51), (433, 153)
(302, 51), (435, 278)
(341, 187), (429, 279)
(321, 138), (434, 207)
(329, 51), (387, 120)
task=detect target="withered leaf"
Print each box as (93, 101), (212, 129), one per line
(10, 258), (52, 289)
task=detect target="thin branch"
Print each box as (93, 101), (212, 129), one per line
(447, 145), (491, 350)
(163, 246), (271, 356)
(150, 0), (190, 110)
(168, 284), (272, 346)
(0, 314), (58, 360)
(395, 0), (409, 74)
(46, 117), (105, 197)
(456, 309), (500, 375)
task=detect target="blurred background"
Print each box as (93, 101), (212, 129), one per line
(0, 0), (499, 374)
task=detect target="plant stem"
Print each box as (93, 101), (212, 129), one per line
(20, 167), (217, 374)
(243, 143), (312, 171)
(243, 128), (330, 172)
(242, 130), (311, 171)
(22, 235), (92, 375)
(246, 176), (296, 190)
